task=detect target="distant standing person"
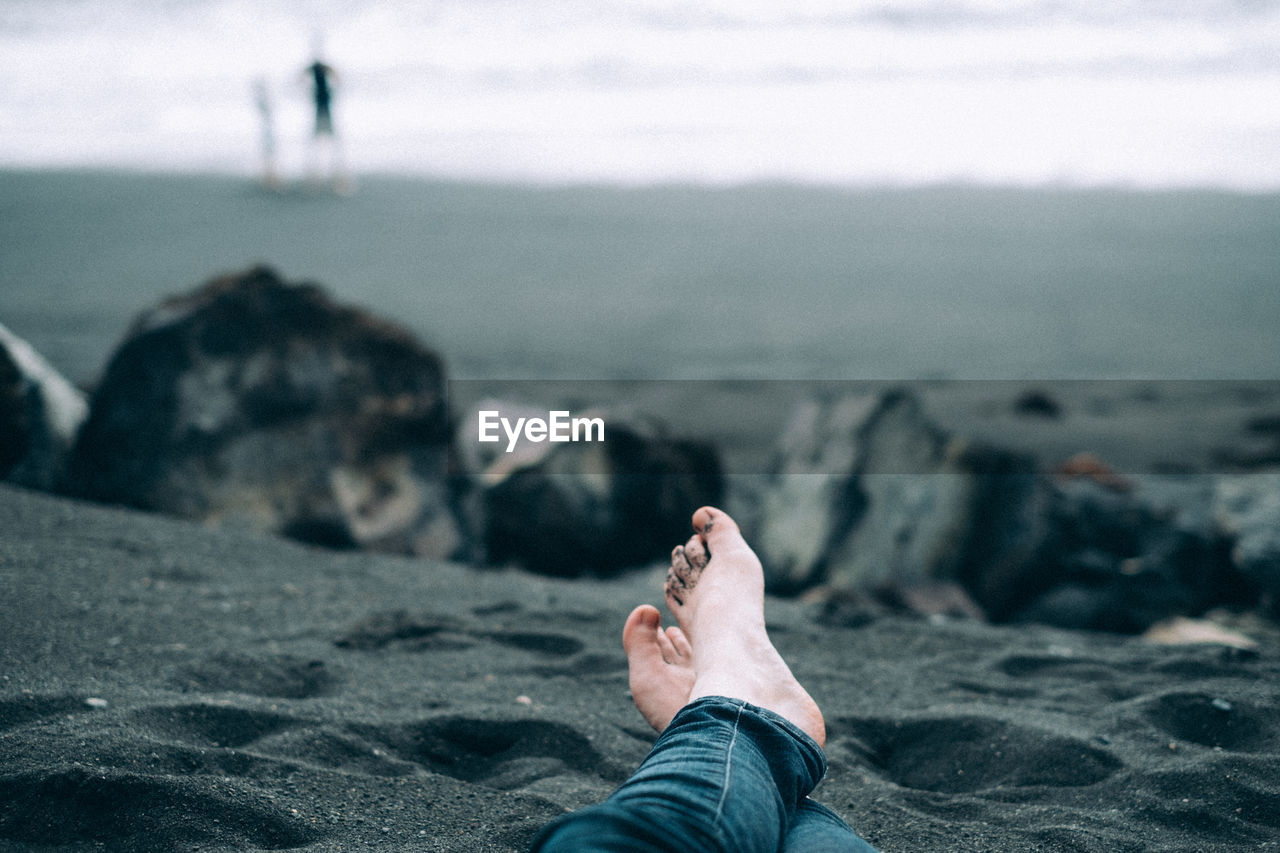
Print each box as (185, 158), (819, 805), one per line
(303, 52), (353, 193)
(306, 57), (337, 138)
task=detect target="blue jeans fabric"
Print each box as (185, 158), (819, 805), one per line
(529, 696), (878, 853)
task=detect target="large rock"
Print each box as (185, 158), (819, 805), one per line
(750, 393), (882, 592)
(1000, 475), (1253, 632)
(751, 389), (1039, 595)
(479, 415), (723, 576)
(1214, 472), (1280, 605)
(0, 321), (88, 491)
(68, 267), (462, 557)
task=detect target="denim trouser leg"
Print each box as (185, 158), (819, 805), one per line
(529, 696), (877, 853)
(785, 799), (880, 852)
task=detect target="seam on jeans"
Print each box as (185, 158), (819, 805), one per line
(712, 700), (744, 826)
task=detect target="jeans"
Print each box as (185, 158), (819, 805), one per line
(529, 696), (878, 853)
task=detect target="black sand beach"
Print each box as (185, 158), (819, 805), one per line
(3, 482), (1279, 851)
(3, 169), (1280, 851)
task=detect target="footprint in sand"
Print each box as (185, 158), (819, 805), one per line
(0, 694), (95, 731)
(528, 652), (625, 679)
(481, 630), (584, 656)
(132, 703), (297, 749)
(997, 653), (1117, 680)
(833, 715), (1122, 795)
(1141, 692), (1277, 752)
(0, 766), (317, 849)
(350, 716), (627, 791)
(333, 610), (475, 651)
(131, 702), (430, 780)
(335, 608), (586, 657)
(988, 652), (1144, 701)
(173, 652), (335, 699)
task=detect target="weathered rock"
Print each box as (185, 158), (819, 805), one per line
(751, 393), (882, 591)
(68, 267), (462, 557)
(0, 321), (88, 490)
(1142, 615), (1258, 650)
(1213, 472), (1280, 604)
(751, 389), (1039, 595)
(753, 389), (1260, 633)
(480, 417), (723, 576)
(1013, 388), (1063, 418)
(991, 474), (1257, 632)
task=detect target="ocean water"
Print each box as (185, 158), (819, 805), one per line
(2, 0), (1279, 189)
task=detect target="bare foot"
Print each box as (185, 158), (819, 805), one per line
(622, 604), (696, 732)
(662, 507), (826, 747)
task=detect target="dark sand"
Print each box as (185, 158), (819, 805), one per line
(3, 481), (1279, 852)
(3, 169), (1279, 388)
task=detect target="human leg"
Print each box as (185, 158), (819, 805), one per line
(530, 508), (875, 853)
(783, 799), (880, 853)
(530, 696), (825, 853)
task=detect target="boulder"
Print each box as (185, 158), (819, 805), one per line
(1013, 388), (1063, 419)
(479, 416), (723, 576)
(1000, 476), (1251, 633)
(750, 393), (880, 591)
(68, 267), (462, 557)
(1213, 472), (1280, 605)
(751, 388), (1038, 595)
(0, 321), (88, 491)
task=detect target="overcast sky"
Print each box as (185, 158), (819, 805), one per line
(2, 0), (1278, 188)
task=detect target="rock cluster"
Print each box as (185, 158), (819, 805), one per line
(3, 267), (1277, 631)
(10, 267), (719, 575)
(989, 476), (1252, 632)
(747, 388), (1271, 632)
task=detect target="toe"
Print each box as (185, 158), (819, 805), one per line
(623, 604), (662, 651)
(667, 626), (692, 660)
(691, 506), (753, 560)
(664, 568), (686, 608)
(656, 624), (679, 663)
(665, 546), (695, 607)
(683, 534), (708, 571)
(671, 544), (689, 569)
(690, 506), (721, 534)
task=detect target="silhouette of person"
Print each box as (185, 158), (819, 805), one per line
(305, 58), (337, 139)
(301, 49), (352, 193)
